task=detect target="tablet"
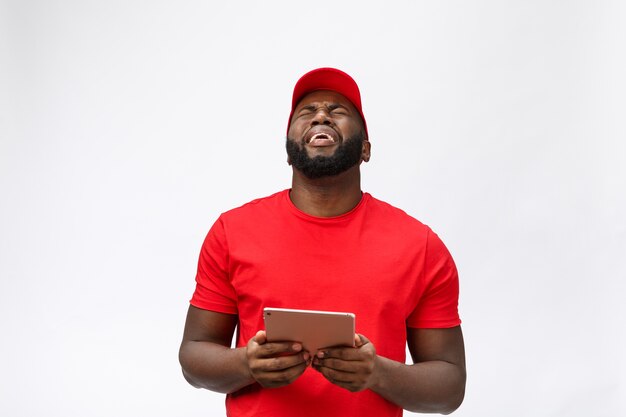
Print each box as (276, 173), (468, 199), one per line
(263, 307), (355, 353)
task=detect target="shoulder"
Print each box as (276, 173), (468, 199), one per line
(365, 193), (431, 234)
(220, 190), (287, 219)
(368, 196), (456, 262)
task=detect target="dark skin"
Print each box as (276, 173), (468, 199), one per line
(179, 90), (466, 413)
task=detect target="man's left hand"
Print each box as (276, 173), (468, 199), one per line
(312, 334), (378, 392)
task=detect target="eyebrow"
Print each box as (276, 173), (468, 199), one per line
(297, 103), (349, 112)
(327, 103), (346, 111)
(298, 104), (317, 112)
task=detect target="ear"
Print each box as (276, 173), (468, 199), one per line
(361, 139), (371, 163)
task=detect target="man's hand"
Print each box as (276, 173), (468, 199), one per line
(312, 334), (378, 392)
(246, 330), (311, 388)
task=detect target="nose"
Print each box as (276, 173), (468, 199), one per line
(311, 108), (332, 126)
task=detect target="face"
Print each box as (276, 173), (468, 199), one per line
(286, 90), (370, 179)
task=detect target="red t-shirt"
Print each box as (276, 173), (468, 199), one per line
(191, 190), (460, 417)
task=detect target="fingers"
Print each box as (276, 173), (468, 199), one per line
(261, 351), (310, 371)
(245, 330), (377, 390)
(250, 331), (304, 358)
(315, 367), (365, 392)
(313, 359), (373, 392)
(317, 334), (371, 361)
(312, 334), (377, 392)
(248, 351), (310, 388)
(246, 332), (310, 388)
(256, 342), (304, 358)
(313, 349), (374, 373)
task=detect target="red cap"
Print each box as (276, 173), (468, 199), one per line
(287, 67), (368, 138)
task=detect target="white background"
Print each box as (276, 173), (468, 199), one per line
(1, 1), (625, 416)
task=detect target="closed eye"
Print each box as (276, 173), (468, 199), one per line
(328, 104), (349, 115)
(296, 105), (316, 118)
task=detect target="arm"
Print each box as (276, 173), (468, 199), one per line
(313, 326), (466, 414)
(179, 305), (310, 394)
(375, 326), (466, 413)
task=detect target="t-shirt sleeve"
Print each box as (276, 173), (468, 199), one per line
(190, 217), (238, 314)
(407, 229), (461, 328)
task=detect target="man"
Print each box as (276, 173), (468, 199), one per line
(179, 68), (466, 416)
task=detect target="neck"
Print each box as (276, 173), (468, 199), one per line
(289, 165), (363, 217)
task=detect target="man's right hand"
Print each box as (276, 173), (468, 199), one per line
(246, 330), (310, 388)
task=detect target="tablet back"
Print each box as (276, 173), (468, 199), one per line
(263, 307), (355, 353)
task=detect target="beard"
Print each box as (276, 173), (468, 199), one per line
(285, 132), (365, 179)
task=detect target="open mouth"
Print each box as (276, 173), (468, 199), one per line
(306, 131), (338, 147)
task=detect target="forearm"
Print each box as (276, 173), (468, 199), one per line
(371, 356), (466, 414)
(179, 341), (254, 394)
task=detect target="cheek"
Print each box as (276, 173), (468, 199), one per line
(337, 119), (362, 137)
(289, 119), (311, 139)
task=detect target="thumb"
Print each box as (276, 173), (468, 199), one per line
(253, 330), (267, 345)
(355, 333), (369, 347)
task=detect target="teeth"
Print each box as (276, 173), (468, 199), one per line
(311, 133), (333, 141)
